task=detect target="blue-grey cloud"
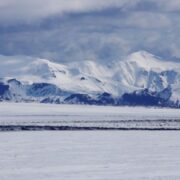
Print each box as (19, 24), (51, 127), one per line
(1, 0), (180, 24)
(0, 0), (180, 62)
(0, 0), (140, 24)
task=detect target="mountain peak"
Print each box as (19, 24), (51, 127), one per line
(0, 52), (180, 107)
(126, 51), (180, 72)
(130, 51), (155, 58)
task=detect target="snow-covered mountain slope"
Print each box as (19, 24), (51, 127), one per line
(0, 51), (180, 107)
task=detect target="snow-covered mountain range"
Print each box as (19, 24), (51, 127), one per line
(0, 51), (180, 107)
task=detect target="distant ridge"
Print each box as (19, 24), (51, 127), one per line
(0, 51), (180, 107)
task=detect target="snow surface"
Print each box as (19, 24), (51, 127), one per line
(1, 131), (180, 180)
(0, 103), (180, 129)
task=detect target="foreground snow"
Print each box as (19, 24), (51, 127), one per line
(0, 103), (180, 130)
(1, 131), (180, 180)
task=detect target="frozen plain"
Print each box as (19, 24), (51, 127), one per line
(0, 103), (180, 130)
(0, 103), (180, 179)
(1, 131), (180, 180)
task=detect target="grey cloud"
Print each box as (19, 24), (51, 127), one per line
(0, 0), (139, 24)
(1, 0), (180, 24)
(125, 12), (171, 29)
(0, 0), (180, 62)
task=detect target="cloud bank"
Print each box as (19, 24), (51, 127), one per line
(1, 0), (180, 24)
(0, 0), (138, 24)
(0, 0), (180, 61)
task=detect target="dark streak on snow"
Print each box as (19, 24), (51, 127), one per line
(0, 125), (180, 131)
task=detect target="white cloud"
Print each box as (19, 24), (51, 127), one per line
(0, 0), (140, 24)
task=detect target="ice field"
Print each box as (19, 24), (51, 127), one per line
(0, 103), (180, 130)
(0, 131), (180, 180)
(0, 103), (180, 179)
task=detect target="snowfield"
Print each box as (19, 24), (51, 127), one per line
(1, 131), (180, 180)
(0, 103), (180, 130)
(0, 103), (180, 179)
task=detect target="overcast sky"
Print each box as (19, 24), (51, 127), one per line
(0, 0), (180, 62)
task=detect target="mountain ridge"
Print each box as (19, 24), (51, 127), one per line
(0, 51), (180, 107)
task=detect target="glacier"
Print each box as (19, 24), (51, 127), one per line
(0, 51), (180, 107)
